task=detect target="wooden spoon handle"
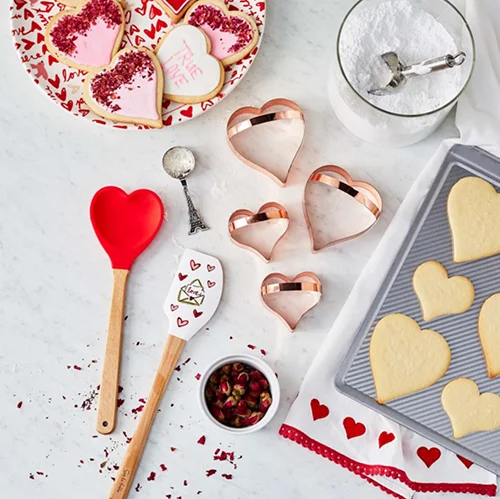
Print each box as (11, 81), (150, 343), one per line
(109, 335), (186, 499)
(97, 268), (129, 435)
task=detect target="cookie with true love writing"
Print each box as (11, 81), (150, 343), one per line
(45, 0), (125, 72)
(184, 0), (259, 66)
(155, 25), (224, 104)
(155, 0), (197, 23)
(83, 47), (164, 128)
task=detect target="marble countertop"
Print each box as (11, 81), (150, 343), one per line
(0, 0), (459, 497)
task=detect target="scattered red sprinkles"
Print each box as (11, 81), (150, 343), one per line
(50, 0), (122, 56)
(221, 474), (233, 480)
(183, 480), (188, 486)
(160, 464), (167, 472)
(17, 401), (23, 409)
(90, 51), (155, 112)
(205, 469), (216, 477)
(195, 373), (201, 380)
(187, 4), (254, 54)
(247, 344), (256, 350)
(170, 447), (177, 452)
(260, 349), (266, 356)
(197, 435), (206, 445)
(74, 365), (82, 371)
(147, 471), (156, 481)
(135, 483), (141, 492)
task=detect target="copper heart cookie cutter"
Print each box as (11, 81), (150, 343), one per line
(303, 165), (382, 253)
(226, 98), (305, 187)
(261, 272), (322, 331)
(228, 202), (289, 262)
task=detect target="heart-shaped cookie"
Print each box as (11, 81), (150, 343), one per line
(90, 186), (164, 270)
(448, 176), (500, 263)
(228, 202), (289, 262)
(370, 314), (450, 403)
(413, 261), (474, 321)
(83, 47), (164, 128)
(156, 25), (224, 104)
(227, 99), (305, 187)
(479, 293), (500, 378)
(155, 0), (196, 23)
(303, 165), (382, 253)
(46, 0), (125, 71)
(261, 272), (322, 331)
(442, 378), (500, 438)
(185, 0), (259, 66)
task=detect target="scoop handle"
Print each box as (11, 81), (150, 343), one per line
(109, 335), (186, 499)
(97, 269), (129, 435)
(403, 52), (466, 77)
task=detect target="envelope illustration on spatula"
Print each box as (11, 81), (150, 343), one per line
(178, 279), (206, 306)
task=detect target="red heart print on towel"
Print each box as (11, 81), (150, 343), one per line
(417, 447), (441, 468)
(177, 317), (189, 328)
(180, 106), (193, 118)
(207, 264), (215, 272)
(457, 455), (474, 469)
(207, 281), (216, 288)
(310, 398), (329, 421)
(343, 417), (366, 440)
(378, 431), (395, 448)
(190, 259), (201, 271)
(179, 273), (188, 281)
(170, 304), (179, 311)
(193, 309), (203, 318)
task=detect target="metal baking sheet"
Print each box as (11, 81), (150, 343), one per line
(335, 145), (500, 475)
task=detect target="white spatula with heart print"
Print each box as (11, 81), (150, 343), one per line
(110, 249), (223, 499)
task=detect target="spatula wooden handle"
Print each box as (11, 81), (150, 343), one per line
(109, 335), (186, 499)
(97, 268), (129, 435)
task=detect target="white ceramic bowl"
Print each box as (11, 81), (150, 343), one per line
(198, 354), (280, 434)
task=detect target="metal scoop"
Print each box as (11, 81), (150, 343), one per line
(368, 51), (466, 96)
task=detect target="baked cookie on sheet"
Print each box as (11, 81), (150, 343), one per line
(155, 25), (224, 104)
(184, 0), (259, 66)
(413, 260), (474, 321)
(45, 0), (125, 72)
(83, 47), (164, 128)
(442, 378), (500, 438)
(370, 313), (451, 404)
(155, 0), (197, 23)
(448, 176), (500, 263)
(479, 293), (500, 378)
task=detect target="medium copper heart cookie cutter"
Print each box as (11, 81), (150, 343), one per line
(303, 165), (382, 253)
(228, 202), (289, 262)
(226, 98), (305, 187)
(261, 272), (322, 331)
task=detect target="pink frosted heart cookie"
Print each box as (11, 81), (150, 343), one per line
(83, 48), (164, 128)
(156, 25), (224, 104)
(185, 0), (259, 66)
(46, 0), (125, 72)
(155, 0), (197, 23)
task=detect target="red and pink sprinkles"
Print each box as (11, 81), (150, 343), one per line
(50, 0), (122, 56)
(90, 50), (155, 112)
(187, 4), (254, 54)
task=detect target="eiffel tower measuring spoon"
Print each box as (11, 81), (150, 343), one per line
(162, 147), (210, 235)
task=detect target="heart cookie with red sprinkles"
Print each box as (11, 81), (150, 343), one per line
(185, 0), (259, 66)
(45, 0), (125, 72)
(155, 0), (197, 23)
(83, 47), (164, 128)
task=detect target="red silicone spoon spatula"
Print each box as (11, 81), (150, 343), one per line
(90, 186), (164, 434)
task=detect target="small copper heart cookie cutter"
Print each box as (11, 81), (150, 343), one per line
(228, 202), (289, 262)
(261, 272), (322, 331)
(303, 165), (382, 253)
(226, 98), (305, 187)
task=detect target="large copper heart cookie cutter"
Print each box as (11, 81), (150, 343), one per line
(304, 165), (382, 253)
(226, 98), (305, 187)
(261, 272), (322, 331)
(228, 202), (289, 262)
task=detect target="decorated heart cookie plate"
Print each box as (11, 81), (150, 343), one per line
(10, 0), (266, 129)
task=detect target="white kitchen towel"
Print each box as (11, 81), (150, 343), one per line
(280, 1), (500, 497)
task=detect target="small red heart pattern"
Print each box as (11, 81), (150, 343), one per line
(11, 0), (266, 129)
(207, 264), (215, 272)
(457, 454), (474, 469)
(177, 317), (189, 327)
(378, 431), (395, 449)
(193, 309), (203, 318)
(417, 446), (441, 468)
(190, 259), (201, 271)
(178, 273), (187, 281)
(207, 281), (216, 288)
(343, 417), (366, 440)
(310, 398), (329, 421)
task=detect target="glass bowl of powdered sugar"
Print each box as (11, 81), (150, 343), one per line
(329, 0), (475, 147)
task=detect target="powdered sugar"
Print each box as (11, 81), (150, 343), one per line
(339, 0), (462, 115)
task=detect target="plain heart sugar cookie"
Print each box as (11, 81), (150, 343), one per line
(479, 294), (500, 378)
(185, 0), (259, 66)
(83, 47), (164, 128)
(448, 176), (500, 263)
(370, 314), (451, 403)
(156, 25), (224, 104)
(155, 0), (196, 23)
(442, 378), (500, 438)
(413, 261), (474, 321)
(45, 0), (125, 72)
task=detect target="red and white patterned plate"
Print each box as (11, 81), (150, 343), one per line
(10, 0), (266, 129)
